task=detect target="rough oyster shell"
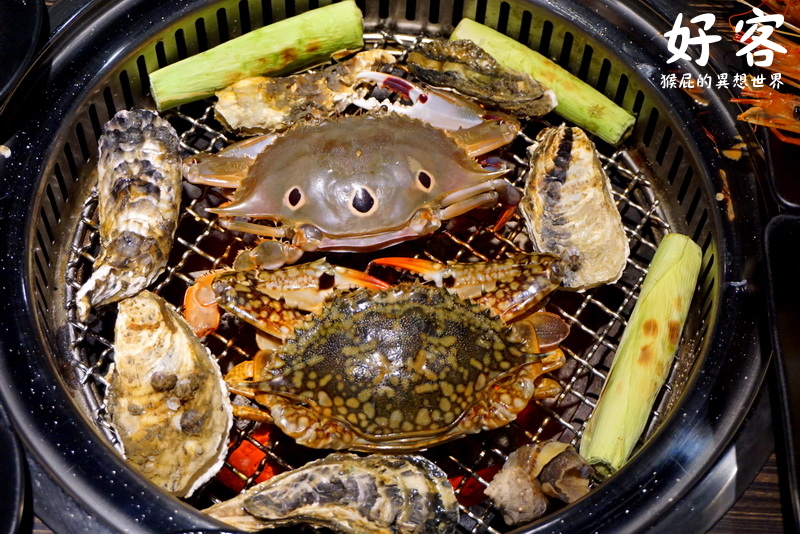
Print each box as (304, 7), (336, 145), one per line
(107, 290), (233, 498)
(204, 453), (459, 533)
(406, 38), (557, 118)
(75, 109), (181, 321)
(215, 49), (396, 134)
(521, 124), (629, 289)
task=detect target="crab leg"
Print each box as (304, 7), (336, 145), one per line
(214, 259), (390, 340)
(232, 240), (304, 271)
(438, 178), (522, 223)
(372, 253), (563, 322)
(448, 119), (520, 158)
(182, 134), (279, 187)
(217, 219), (290, 239)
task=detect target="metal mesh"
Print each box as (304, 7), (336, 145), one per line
(62, 31), (680, 533)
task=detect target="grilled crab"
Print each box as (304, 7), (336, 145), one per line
(183, 73), (522, 269)
(185, 253), (569, 451)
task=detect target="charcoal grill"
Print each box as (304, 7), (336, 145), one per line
(0, 0), (768, 532)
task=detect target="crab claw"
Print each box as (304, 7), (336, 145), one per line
(371, 256), (450, 282)
(330, 265), (392, 291)
(356, 71), (521, 159)
(511, 312), (570, 353)
(212, 259), (391, 340)
(356, 71), (482, 130)
(184, 271), (222, 337)
(372, 253), (563, 322)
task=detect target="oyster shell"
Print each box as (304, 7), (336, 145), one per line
(75, 109), (181, 321)
(107, 290), (233, 498)
(215, 49), (396, 134)
(204, 453), (459, 533)
(406, 38), (557, 118)
(521, 125), (629, 290)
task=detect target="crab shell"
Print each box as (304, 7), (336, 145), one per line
(232, 282), (566, 452)
(209, 113), (513, 252)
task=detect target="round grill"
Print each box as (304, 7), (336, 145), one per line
(0, 0), (767, 532)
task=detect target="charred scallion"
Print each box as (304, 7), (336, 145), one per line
(449, 19), (635, 146)
(579, 233), (702, 479)
(149, 1), (364, 110)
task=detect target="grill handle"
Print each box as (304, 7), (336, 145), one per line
(765, 214), (800, 532)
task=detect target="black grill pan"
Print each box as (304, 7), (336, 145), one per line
(0, 0), (768, 532)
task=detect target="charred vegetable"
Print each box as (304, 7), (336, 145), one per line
(449, 18), (635, 145)
(579, 233), (702, 478)
(149, 1), (364, 110)
(204, 453), (459, 533)
(75, 109), (181, 321)
(485, 440), (593, 525)
(406, 38), (557, 118)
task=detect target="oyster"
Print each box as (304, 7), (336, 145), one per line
(521, 124), (629, 290)
(485, 440), (593, 525)
(107, 290), (233, 498)
(406, 38), (557, 118)
(214, 49), (396, 134)
(75, 109), (181, 321)
(204, 452), (459, 533)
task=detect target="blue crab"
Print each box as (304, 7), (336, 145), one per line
(187, 253), (569, 452)
(183, 73), (522, 269)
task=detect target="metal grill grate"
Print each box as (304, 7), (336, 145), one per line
(59, 31), (695, 532)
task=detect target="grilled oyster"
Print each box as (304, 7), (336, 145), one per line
(215, 49), (396, 134)
(204, 453), (459, 533)
(75, 109), (181, 321)
(521, 125), (629, 290)
(107, 290), (233, 498)
(406, 38), (557, 118)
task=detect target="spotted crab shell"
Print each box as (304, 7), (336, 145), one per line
(106, 290), (233, 498)
(204, 452), (459, 533)
(236, 283), (565, 451)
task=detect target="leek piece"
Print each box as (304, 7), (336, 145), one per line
(149, 1), (364, 110)
(578, 233), (702, 479)
(449, 19), (635, 146)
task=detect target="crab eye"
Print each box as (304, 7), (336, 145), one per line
(284, 186), (305, 210)
(416, 170), (434, 192)
(350, 186), (378, 216)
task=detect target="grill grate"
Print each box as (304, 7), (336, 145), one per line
(59, 30), (694, 532)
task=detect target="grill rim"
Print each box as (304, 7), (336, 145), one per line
(0, 0), (767, 532)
